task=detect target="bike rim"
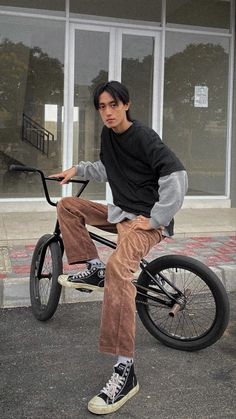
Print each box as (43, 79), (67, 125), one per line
(145, 266), (217, 341)
(34, 246), (54, 307)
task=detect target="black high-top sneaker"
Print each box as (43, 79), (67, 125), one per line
(88, 361), (139, 415)
(58, 263), (105, 291)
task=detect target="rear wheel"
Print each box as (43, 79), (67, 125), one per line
(136, 255), (230, 351)
(30, 234), (62, 321)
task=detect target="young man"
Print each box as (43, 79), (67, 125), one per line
(52, 81), (188, 415)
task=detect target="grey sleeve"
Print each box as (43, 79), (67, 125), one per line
(150, 170), (188, 229)
(75, 160), (107, 182)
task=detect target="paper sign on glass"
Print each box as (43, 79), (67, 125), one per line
(194, 86), (208, 108)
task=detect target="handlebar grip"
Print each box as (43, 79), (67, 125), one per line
(9, 164), (38, 173)
(47, 176), (64, 181)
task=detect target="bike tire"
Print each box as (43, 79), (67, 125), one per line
(30, 234), (62, 321)
(136, 255), (230, 351)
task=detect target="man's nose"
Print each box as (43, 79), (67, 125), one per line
(105, 106), (112, 115)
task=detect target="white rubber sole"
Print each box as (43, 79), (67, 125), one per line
(88, 383), (140, 415)
(58, 274), (104, 291)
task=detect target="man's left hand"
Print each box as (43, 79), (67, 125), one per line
(131, 216), (163, 231)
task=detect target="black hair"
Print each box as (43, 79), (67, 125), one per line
(93, 80), (132, 121)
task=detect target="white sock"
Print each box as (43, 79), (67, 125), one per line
(88, 258), (104, 267)
(117, 355), (133, 365)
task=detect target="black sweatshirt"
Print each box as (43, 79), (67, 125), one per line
(100, 120), (185, 218)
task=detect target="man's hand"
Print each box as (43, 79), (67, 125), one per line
(130, 215), (164, 232)
(49, 166), (77, 185)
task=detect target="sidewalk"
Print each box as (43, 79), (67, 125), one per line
(0, 208), (236, 308)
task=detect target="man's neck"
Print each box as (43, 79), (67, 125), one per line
(112, 121), (133, 134)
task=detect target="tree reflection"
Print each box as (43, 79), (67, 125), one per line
(0, 38), (64, 128)
(163, 42), (228, 193)
(0, 38), (64, 197)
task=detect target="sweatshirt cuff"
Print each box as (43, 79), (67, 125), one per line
(75, 163), (85, 177)
(149, 217), (161, 229)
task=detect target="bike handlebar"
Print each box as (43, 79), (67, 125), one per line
(9, 165), (89, 207)
(10, 164), (39, 173)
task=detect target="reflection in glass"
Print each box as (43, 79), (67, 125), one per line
(122, 35), (155, 127)
(166, 0), (230, 30)
(0, 16), (65, 198)
(73, 30), (109, 200)
(163, 33), (229, 195)
(0, 0), (65, 15)
(70, 0), (161, 23)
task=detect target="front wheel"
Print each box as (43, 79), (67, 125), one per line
(136, 255), (230, 351)
(30, 234), (63, 321)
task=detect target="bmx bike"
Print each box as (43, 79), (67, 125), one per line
(10, 164), (230, 352)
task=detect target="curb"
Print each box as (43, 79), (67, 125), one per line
(0, 265), (235, 309)
(0, 276), (104, 309)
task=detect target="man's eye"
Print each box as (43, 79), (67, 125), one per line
(111, 103), (117, 108)
(99, 105), (105, 110)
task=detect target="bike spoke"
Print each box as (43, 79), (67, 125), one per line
(145, 266), (217, 341)
(35, 247), (53, 306)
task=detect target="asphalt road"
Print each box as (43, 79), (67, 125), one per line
(1, 293), (235, 419)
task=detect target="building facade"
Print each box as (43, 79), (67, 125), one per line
(0, 0), (235, 208)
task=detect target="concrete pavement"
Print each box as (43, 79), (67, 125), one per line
(1, 207), (236, 245)
(0, 294), (236, 419)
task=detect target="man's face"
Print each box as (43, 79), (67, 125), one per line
(98, 91), (131, 133)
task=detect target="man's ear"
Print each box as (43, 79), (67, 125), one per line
(125, 101), (131, 110)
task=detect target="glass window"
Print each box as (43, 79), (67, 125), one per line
(0, 15), (65, 198)
(72, 29), (110, 200)
(122, 34), (155, 127)
(163, 32), (230, 196)
(166, 0), (230, 30)
(0, 0), (65, 15)
(70, 0), (161, 24)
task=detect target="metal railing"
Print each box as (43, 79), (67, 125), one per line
(22, 113), (54, 157)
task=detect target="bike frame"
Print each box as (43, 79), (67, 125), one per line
(10, 165), (184, 307)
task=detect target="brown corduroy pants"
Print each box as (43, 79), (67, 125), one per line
(57, 197), (163, 357)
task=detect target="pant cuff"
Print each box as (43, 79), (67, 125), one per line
(99, 345), (134, 358)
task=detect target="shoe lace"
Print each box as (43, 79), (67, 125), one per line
(102, 372), (125, 402)
(73, 266), (96, 279)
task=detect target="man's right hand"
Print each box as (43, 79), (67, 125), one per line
(49, 166), (77, 185)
